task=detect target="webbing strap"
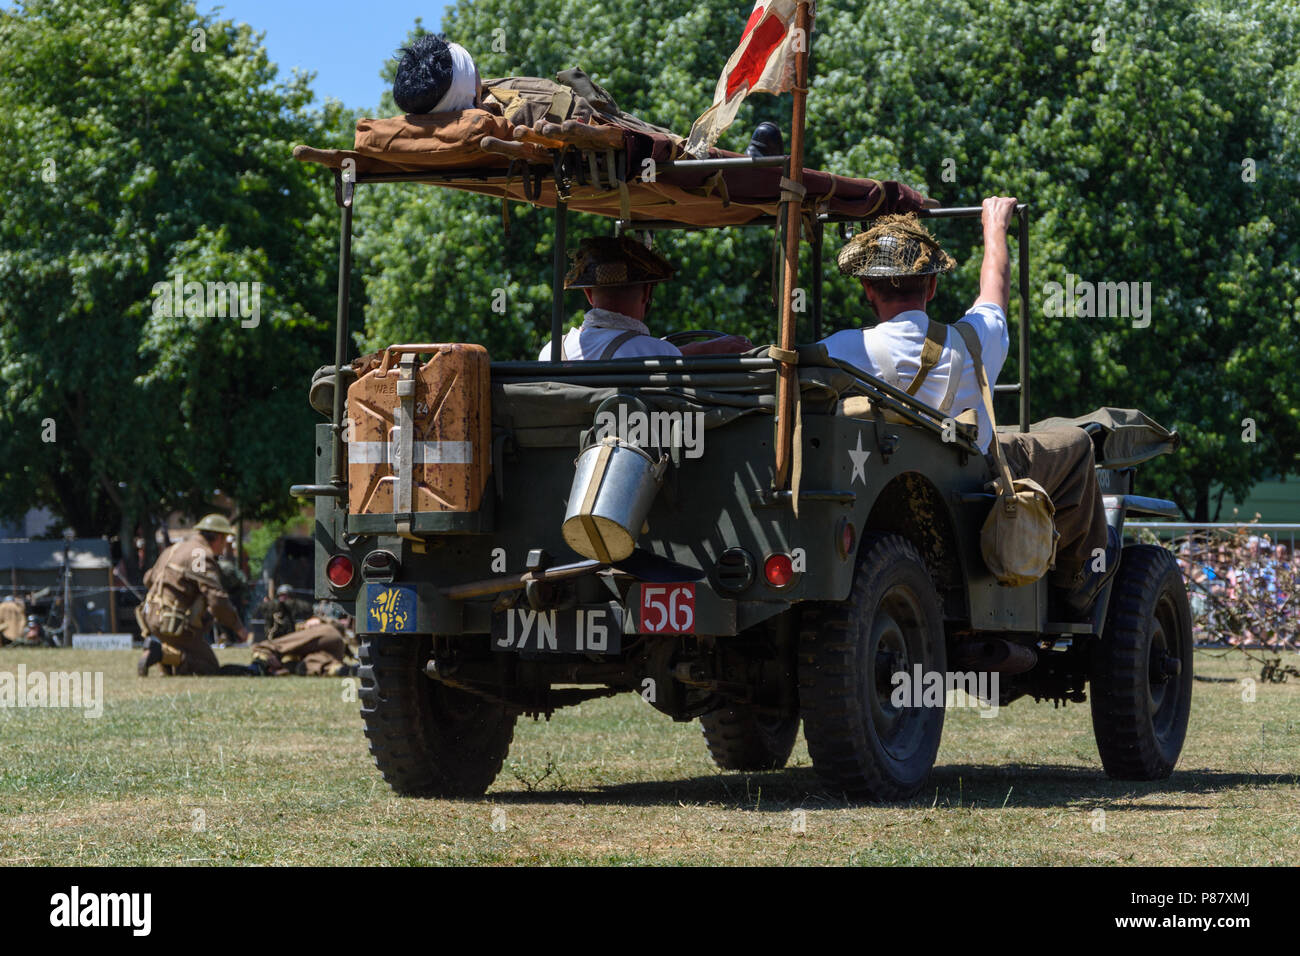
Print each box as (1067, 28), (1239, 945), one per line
(579, 441), (615, 564)
(955, 321), (1013, 488)
(863, 335), (900, 388)
(906, 319), (946, 396)
(598, 329), (641, 359)
(940, 321), (969, 414)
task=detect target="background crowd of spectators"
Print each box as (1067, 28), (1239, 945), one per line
(1173, 531), (1297, 649)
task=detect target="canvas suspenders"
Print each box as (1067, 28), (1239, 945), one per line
(864, 318), (967, 413)
(559, 328), (641, 360)
(599, 330), (642, 359)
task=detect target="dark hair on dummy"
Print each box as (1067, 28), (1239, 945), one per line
(393, 33), (454, 114)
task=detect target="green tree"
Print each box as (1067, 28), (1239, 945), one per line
(353, 0), (1299, 520)
(0, 0), (349, 569)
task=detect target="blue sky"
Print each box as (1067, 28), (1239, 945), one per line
(200, 1), (451, 111)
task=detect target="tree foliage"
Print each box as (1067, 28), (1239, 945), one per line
(0, 0), (350, 545)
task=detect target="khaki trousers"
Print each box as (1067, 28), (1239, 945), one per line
(159, 629), (220, 676)
(252, 622), (350, 676)
(994, 426), (1108, 585)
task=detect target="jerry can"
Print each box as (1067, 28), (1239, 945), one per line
(346, 344), (491, 515)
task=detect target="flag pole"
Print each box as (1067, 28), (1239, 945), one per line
(774, 0), (812, 491)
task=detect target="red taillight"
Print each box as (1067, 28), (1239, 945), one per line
(764, 553), (795, 588)
(326, 555), (355, 588)
(838, 519), (856, 559)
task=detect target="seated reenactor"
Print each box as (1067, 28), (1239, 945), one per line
(821, 198), (1118, 616)
(137, 514), (251, 676)
(539, 236), (684, 360)
(393, 33), (482, 114)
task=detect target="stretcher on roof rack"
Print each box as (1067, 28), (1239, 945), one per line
(292, 106), (930, 227)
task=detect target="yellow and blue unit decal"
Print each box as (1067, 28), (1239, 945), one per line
(366, 584), (417, 633)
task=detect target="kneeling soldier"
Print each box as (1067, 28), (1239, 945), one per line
(137, 514), (250, 676)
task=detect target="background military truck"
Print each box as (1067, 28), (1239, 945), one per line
(291, 86), (1191, 801)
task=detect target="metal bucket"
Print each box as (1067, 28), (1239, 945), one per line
(562, 436), (668, 562)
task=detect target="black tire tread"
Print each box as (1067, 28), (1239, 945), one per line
(699, 705), (799, 771)
(1090, 544), (1193, 780)
(797, 533), (946, 800)
(359, 634), (515, 797)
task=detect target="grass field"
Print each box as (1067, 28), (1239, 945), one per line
(0, 647), (1296, 865)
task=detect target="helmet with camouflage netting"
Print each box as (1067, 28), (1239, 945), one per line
(836, 213), (957, 283)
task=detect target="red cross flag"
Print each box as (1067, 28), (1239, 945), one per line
(685, 0), (814, 157)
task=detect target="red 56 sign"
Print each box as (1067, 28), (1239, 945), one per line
(639, 584), (696, 634)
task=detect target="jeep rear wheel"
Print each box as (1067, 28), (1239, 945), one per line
(359, 633), (516, 797)
(798, 533), (946, 800)
(1090, 544), (1193, 780)
(699, 705), (799, 771)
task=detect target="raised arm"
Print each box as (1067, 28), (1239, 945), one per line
(975, 195), (1018, 314)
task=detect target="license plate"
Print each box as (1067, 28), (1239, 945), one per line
(639, 584), (696, 634)
(491, 605), (624, 655)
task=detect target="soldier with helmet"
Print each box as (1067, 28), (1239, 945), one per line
(822, 199), (1117, 617)
(256, 583), (314, 642)
(539, 235), (751, 360)
(137, 514), (251, 676)
(538, 235), (683, 361)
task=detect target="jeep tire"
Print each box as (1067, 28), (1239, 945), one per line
(699, 705), (799, 771)
(359, 633), (516, 797)
(1090, 544), (1193, 780)
(798, 533), (946, 800)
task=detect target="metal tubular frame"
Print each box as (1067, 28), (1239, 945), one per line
(329, 173), (354, 491)
(314, 155), (1035, 497)
(551, 197), (567, 362)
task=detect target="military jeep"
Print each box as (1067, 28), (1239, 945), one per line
(291, 110), (1192, 801)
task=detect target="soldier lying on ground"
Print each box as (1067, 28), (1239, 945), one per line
(137, 514), (251, 676)
(821, 197), (1119, 618)
(249, 604), (357, 677)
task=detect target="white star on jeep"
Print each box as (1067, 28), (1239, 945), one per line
(848, 431), (870, 486)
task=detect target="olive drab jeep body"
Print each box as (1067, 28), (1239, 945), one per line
(291, 65), (1192, 800)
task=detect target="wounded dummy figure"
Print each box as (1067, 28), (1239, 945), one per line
(391, 33), (681, 140)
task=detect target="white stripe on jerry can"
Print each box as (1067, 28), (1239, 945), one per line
(347, 441), (474, 464)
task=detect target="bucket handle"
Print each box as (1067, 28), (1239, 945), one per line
(573, 435), (668, 479)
